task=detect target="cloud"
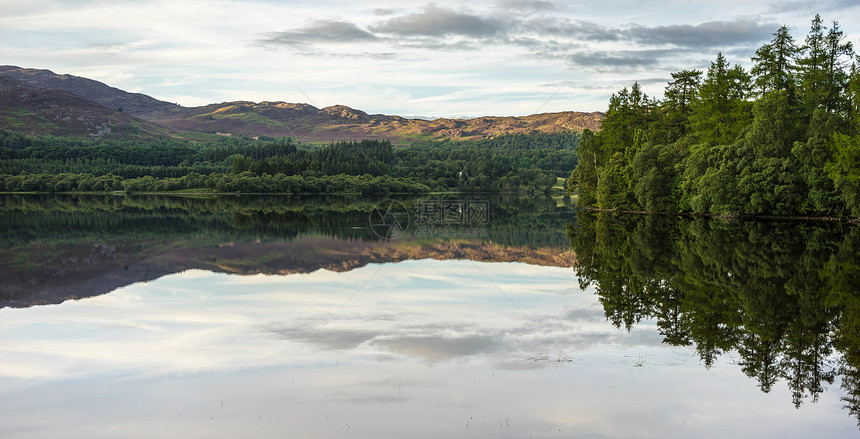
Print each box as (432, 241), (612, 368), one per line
(373, 8), (399, 16)
(252, 5), (785, 92)
(395, 40), (480, 51)
(256, 5), (778, 72)
(765, 0), (808, 13)
(294, 51), (399, 60)
(259, 19), (378, 48)
(498, 0), (560, 12)
(767, 0), (860, 14)
(370, 5), (505, 38)
(522, 18), (623, 42)
(566, 50), (664, 72)
(626, 20), (776, 48)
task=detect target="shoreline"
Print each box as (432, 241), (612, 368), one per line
(583, 207), (860, 224)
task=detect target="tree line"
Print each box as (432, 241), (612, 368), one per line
(569, 15), (860, 218)
(0, 129), (579, 194)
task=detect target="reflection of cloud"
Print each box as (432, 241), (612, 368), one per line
(327, 394), (407, 404)
(0, 260), (651, 381)
(372, 335), (502, 361)
(564, 308), (608, 322)
(264, 324), (380, 350)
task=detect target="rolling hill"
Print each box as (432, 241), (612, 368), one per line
(0, 65), (179, 115)
(0, 85), (174, 139)
(0, 65), (603, 142)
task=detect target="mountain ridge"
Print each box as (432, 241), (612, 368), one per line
(0, 87), (174, 138)
(0, 65), (603, 142)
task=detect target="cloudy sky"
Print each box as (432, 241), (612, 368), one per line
(1, 0), (858, 117)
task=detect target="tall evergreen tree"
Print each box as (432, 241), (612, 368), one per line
(751, 25), (800, 95)
(822, 21), (855, 113)
(662, 69), (703, 142)
(799, 15), (829, 111)
(691, 52), (753, 146)
(600, 82), (656, 149)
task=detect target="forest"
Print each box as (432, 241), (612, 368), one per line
(568, 15), (860, 218)
(0, 129), (577, 194)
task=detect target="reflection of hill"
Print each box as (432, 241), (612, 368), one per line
(0, 236), (575, 309)
(0, 194), (576, 308)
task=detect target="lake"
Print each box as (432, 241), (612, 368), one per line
(1, 194), (858, 438)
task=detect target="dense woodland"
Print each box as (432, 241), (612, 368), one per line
(569, 15), (860, 218)
(0, 129), (577, 194)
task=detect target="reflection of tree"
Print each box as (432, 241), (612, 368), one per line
(568, 211), (859, 422)
(0, 194), (575, 249)
(825, 228), (860, 426)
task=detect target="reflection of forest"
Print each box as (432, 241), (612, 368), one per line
(0, 194), (574, 247)
(567, 211), (860, 426)
(0, 194), (576, 307)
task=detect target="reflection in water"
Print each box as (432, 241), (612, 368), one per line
(0, 194), (575, 307)
(0, 195), (858, 437)
(2, 261), (855, 438)
(567, 211), (860, 427)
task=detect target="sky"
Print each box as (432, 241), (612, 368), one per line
(1, 0), (859, 118)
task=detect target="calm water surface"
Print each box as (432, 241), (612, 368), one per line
(0, 195), (857, 438)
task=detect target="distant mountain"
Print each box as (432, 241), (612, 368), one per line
(0, 65), (179, 115)
(0, 86), (173, 138)
(0, 76), (35, 92)
(0, 65), (603, 142)
(151, 101), (603, 143)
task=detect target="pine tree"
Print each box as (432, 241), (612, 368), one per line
(662, 69), (702, 142)
(799, 15), (829, 111)
(751, 25), (800, 95)
(691, 52), (753, 145)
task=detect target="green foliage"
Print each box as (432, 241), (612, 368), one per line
(570, 16), (860, 218)
(568, 129), (600, 205)
(0, 193), (576, 249)
(691, 52), (754, 146)
(746, 90), (804, 158)
(751, 25), (800, 95)
(661, 69), (702, 143)
(600, 82), (658, 148)
(632, 142), (686, 212)
(798, 15), (855, 114)
(0, 130), (577, 194)
(394, 132), (578, 192)
(828, 133), (860, 216)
